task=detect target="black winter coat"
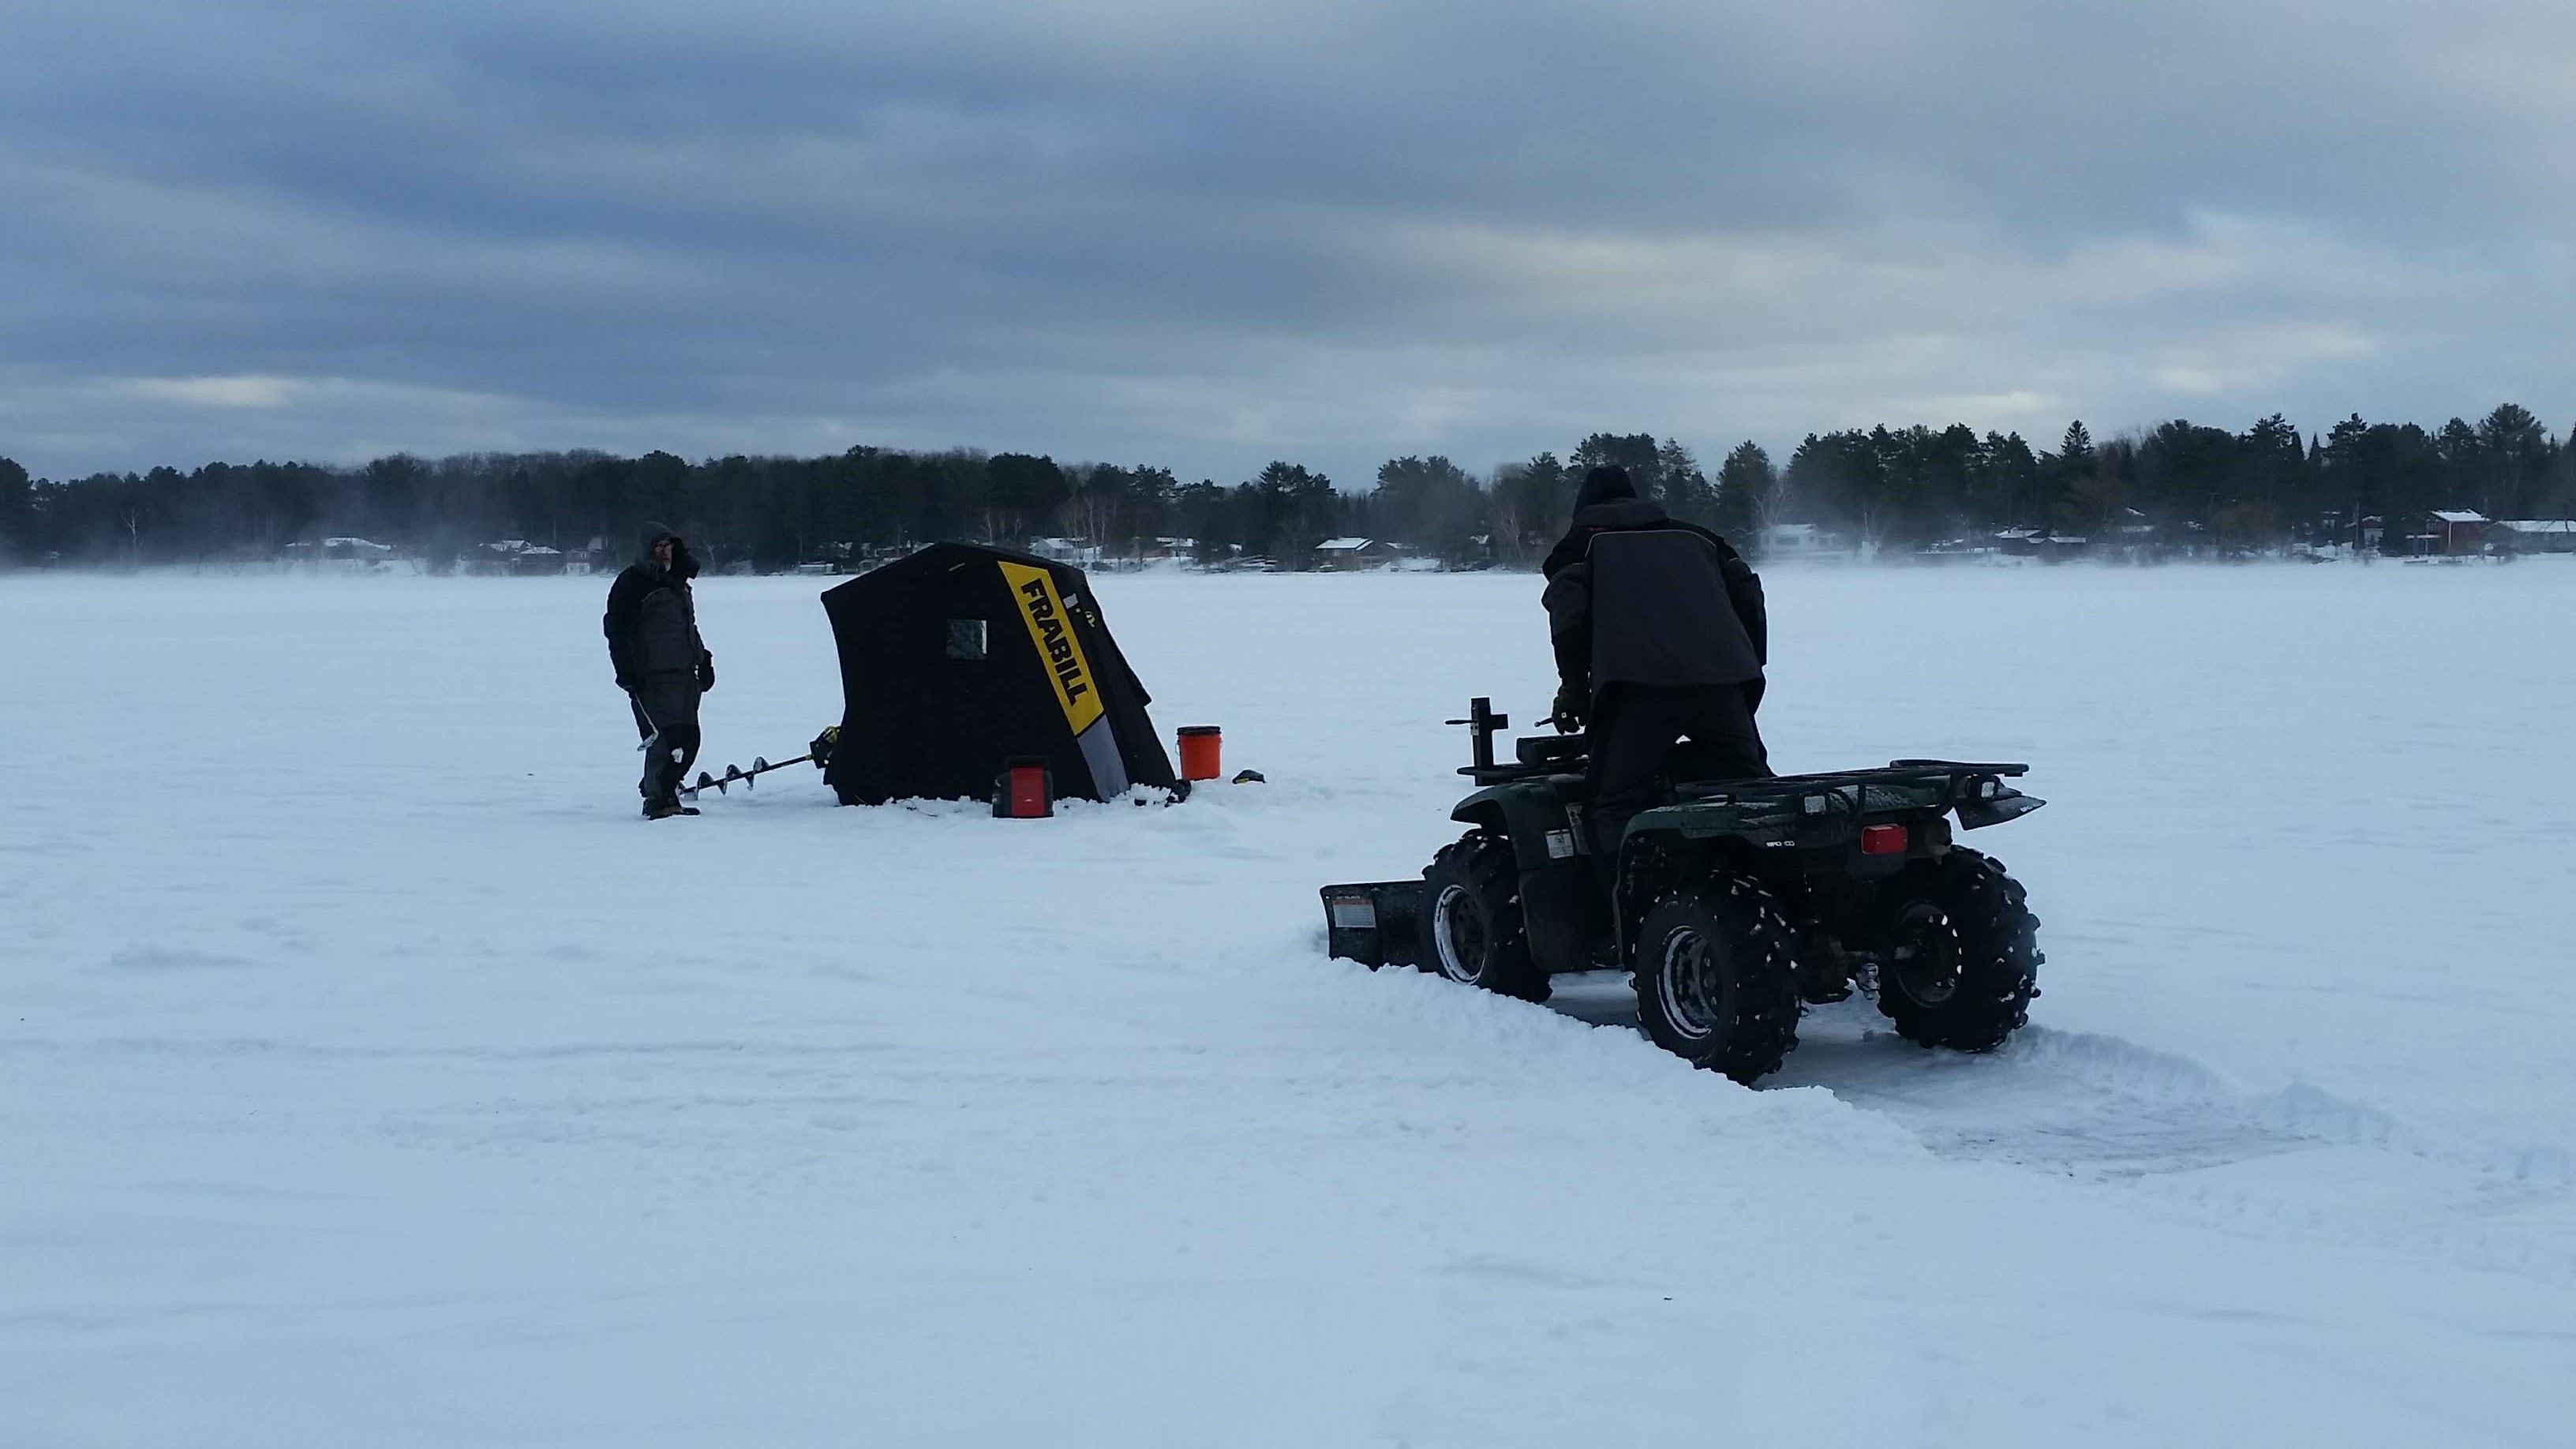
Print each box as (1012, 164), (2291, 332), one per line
(604, 561), (710, 686)
(1541, 496), (1766, 695)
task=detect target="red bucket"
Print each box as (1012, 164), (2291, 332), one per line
(1178, 725), (1222, 782)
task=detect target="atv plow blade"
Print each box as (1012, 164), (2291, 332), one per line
(1320, 881), (1424, 968)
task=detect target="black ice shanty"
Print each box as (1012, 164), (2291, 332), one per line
(818, 542), (1179, 807)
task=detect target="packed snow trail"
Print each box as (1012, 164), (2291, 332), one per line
(1557, 979), (2576, 1286)
(5, 566), (2574, 1447)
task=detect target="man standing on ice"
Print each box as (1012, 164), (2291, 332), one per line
(604, 522), (717, 818)
(1541, 465), (1770, 885)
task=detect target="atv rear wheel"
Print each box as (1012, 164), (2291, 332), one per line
(1633, 874), (1802, 1084)
(1420, 831), (1549, 1003)
(1872, 847), (2041, 1052)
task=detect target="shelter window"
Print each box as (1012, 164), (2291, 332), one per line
(946, 618), (988, 661)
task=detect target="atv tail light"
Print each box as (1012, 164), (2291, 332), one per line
(1860, 824), (1908, 856)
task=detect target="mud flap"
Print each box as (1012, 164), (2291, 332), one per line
(1518, 858), (1605, 975)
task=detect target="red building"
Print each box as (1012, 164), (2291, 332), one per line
(2426, 511), (2489, 555)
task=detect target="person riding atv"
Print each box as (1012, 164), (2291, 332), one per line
(1541, 465), (1772, 889)
(1320, 472), (2046, 1080)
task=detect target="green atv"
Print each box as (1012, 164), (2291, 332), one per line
(1322, 698), (2046, 1084)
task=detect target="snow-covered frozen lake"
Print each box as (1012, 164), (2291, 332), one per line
(6, 560), (2574, 1446)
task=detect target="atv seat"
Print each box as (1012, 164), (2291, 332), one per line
(1515, 734), (1586, 769)
(1663, 740), (1765, 791)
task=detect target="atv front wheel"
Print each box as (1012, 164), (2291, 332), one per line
(1419, 831), (1549, 1003)
(1872, 847), (2041, 1052)
(1633, 874), (1802, 1084)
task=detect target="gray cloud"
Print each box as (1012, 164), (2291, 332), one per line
(3, 0), (2571, 482)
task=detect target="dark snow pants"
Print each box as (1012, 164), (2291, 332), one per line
(629, 674), (703, 803)
(1584, 682), (1770, 890)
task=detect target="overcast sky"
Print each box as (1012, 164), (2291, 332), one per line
(4, 0), (2572, 483)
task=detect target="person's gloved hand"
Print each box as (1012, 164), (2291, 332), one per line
(1552, 682), (1586, 732)
(697, 652), (716, 693)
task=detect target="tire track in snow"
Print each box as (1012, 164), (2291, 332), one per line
(1544, 972), (2576, 1282)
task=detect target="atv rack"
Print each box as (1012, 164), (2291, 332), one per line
(1665, 760), (2040, 830)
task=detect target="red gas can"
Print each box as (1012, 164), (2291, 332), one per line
(994, 757), (1054, 818)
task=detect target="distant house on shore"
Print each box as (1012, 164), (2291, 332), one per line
(478, 540), (570, 575)
(1027, 537), (1103, 567)
(1990, 526), (2094, 560)
(2488, 519), (2576, 555)
(283, 537), (392, 558)
(1760, 522), (1843, 559)
(793, 541), (860, 575)
(1312, 537), (1398, 571)
(2425, 511), (2489, 555)
(284, 537), (397, 573)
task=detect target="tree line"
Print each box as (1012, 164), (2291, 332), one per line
(1776, 406), (2571, 552)
(2, 405), (2567, 570)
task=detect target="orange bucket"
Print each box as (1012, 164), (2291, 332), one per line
(1178, 725), (1222, 781)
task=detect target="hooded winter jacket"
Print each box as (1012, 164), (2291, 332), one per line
(604, 522), (710, 687)
(1541, 470), (1765, 695)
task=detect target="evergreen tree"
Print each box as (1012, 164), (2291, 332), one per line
(1370, 455), (1483, 558)
(2475, 403), (2549, 518)
(1253, 461), (1339, 561)
(2548, 423), (2576, 518)
(1975, 431), (2040, 530)
(358, 454), (427, 542)
(1173, 480), (1232, 562)
(2039, 421), (2099, 534)
(2136, 420), (2239, 526)
(2057, 421), (2095, 474)
(985, 453), (1069, 544)
(1654, 437), (1715, 522)
(1571, 432), (1668, 499)
(0, 456), (30, 562)
(2241, 414), (2310, 525)
(1713, 441), (1775, 547)
(2322, 415), (2442, 553)
(1489, 451), (1571, 560)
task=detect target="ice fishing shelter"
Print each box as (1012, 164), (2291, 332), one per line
(819, 542), (1178, 806)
